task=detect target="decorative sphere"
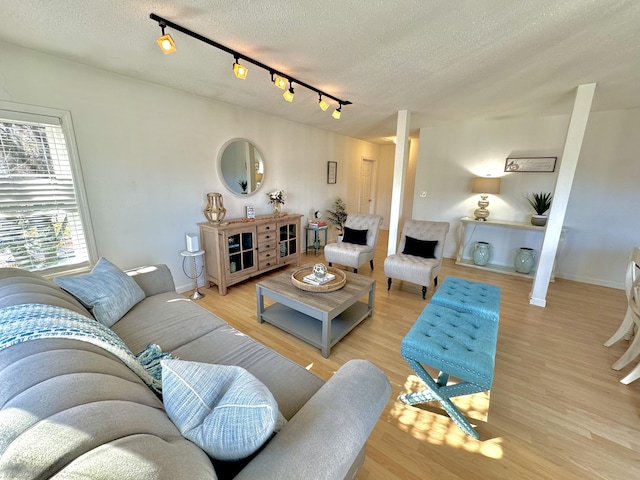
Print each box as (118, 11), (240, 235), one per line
(312, 263), (327, 278)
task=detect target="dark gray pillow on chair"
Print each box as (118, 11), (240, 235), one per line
(403, 237), (437, 259)
(342, 227), (368, 245)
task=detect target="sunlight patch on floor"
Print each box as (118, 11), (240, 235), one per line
(389, 374), (503, 459)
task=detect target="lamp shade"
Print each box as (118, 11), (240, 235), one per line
(472, 177), (501, 194)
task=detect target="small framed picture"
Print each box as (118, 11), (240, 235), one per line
(245, 205), (255, 219)
(327, 161), (337, 184)
(504, 157), (557, 172)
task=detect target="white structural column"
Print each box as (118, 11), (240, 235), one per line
(387, 110), (411, 256)
(530, 83), (596, 307)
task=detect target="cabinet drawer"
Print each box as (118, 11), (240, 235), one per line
(259, 256), (277, 270)
(257, 223), (277, 234)
(258, 250), (277, 263)
(258, 241), (276, 252)
(258, 231), (276, 244)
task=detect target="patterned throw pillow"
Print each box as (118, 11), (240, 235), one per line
(54, 257), (145, 327)
(402, 237), (438, 259)
(342, 226), (368, 245)
(161, 359), (279, 461)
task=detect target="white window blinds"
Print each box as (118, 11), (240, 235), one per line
(0, 109), (93, 273)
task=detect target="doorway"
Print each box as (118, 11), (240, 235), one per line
(358, 158), (376, 214)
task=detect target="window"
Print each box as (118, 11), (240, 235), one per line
(0, 101), (96, 274)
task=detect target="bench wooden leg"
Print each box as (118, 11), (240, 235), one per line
(399, 358), (486, 439)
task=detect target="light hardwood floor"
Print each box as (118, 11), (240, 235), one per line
(191, 231), (640, 480)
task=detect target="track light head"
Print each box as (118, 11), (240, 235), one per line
(283, 83), (295, 102)
(233, 56), (248, 79)
(332, 104), (342, 119)
(318, 95), (330, 111)
(272, 74), (288, 90)
(156, 22), (176, 54)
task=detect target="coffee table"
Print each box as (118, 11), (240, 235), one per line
(256, 269), (375, 357)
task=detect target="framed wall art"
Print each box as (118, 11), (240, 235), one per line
(504, 157), (557, 172)
(327, 161), (337, 184)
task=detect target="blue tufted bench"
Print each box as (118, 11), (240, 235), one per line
(431, 276), (500, 321)
(399, 276), (500, 438)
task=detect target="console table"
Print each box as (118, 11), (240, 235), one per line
(455, 217), (567, 280)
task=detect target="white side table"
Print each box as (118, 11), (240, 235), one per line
(180, 249), (205, 300)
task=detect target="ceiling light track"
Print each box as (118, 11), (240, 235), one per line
(150, 13), (352, 116)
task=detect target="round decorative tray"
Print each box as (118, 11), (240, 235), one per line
(291, 265), (347, 292)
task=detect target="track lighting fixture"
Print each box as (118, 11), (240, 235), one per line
(283, 83), (295, 102)
(233, 56), (248, 79)
(156, 22), (176, 54)
(272, 73), (288, 90)
(150, 13), (351, 117)
(318, 95), (330, 111)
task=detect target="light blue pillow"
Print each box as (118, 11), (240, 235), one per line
(54, 257), (145, 327)
(161, 359), (279, 461)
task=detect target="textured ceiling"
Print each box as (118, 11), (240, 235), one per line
(1, 0), (639, 143)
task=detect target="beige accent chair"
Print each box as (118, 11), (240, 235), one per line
(325, 213), (383, 273)
(384, 220), (450, 299)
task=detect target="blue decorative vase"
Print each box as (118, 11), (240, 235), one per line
(473, 242), (491, 266)
(514, 247), (535, 274)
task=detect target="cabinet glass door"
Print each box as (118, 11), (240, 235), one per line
(279, 223), (298, 258)
(228, 231), (255, 273)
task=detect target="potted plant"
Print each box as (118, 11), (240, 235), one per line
(527, 192), (552, 226)
(238, 180), (248, 193)
(326, 197), (348, 240)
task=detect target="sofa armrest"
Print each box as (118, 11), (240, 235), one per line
(237, 359), (391, 480)
(126, 264), (175, 297)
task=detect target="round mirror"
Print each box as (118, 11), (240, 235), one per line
(218, 139), (265, 196)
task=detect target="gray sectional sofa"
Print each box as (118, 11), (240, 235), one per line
(0, 264), (390, 479)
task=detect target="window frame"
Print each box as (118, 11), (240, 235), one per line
(0, 100), (97, 276)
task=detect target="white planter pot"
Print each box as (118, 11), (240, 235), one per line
(531, 214), (547, 226)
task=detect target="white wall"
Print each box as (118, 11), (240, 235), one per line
(414, 110), (640, 288)
(0, 41), (379, 291)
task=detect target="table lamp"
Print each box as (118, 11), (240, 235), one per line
(472, 176), (501, 221)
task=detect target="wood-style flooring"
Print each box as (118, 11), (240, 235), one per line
(191, 231), (640, 480)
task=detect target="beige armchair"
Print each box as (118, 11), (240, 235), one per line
(325, 213), (383, 273)
(384, 220), (450, 299)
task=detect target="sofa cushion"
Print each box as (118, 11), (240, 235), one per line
(162, 359), (279, 461)
(54, 257), (145, 327)
(0, 268), (91, 317)
(402, 236), (438, 259)
(111, 291), (227, 353)
(170, 325), (325, 420)
(0, 338), (216, 479)
(342, 226), (368, 245)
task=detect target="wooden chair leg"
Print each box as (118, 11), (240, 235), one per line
(387, 278), (392, 290)
(422, 286), (427, 299)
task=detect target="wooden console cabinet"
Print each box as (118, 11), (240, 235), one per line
(198, 213), (302, 295)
